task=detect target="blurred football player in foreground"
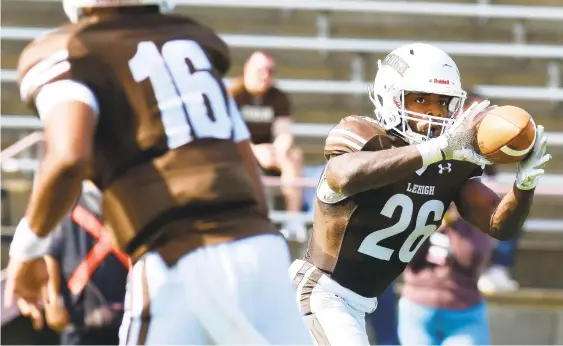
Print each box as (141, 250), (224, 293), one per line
(290, 43), (551, 344)
(4, 0), (312, 344)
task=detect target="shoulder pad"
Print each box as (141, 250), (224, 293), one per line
(324, 115), (402, 159)
(18, 24), (88, 105)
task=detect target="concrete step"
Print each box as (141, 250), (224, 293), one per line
(513, 239), (563, 290)
(1, 0), (66, 27)
(1, 83), (28, 115)
(329, 14), (563, 45)
(180, 6), (563, 45)
(486, 296), (563, 345)
(1, 40), (31, 70)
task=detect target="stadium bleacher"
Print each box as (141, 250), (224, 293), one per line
(1, 0), (563, 343)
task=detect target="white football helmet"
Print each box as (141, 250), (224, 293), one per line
(370, 43), (467, 144)
(63, 0), (176, 23)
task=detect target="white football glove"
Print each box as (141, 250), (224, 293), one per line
(516, 124), (551, 190)
(417, 100), (493, 167)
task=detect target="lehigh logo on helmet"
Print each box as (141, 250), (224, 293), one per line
(432, 78), (450, 85)
(382, 53), (409, 76)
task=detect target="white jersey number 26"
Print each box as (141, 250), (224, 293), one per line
(129, 40), (233, 149)
(358, 194), (445, 263)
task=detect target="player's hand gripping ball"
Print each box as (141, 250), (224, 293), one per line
(475, 105), (537, 164)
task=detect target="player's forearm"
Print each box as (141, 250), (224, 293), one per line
(326, 145), (424, 196)
(489, 185), (534, 240)
(326, 136), (447, 196)
(25, 155), (88, 237)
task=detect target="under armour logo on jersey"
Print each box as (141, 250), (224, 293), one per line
(438, 163), (452, 174)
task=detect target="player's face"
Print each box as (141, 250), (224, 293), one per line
(404, 93), (451, 137)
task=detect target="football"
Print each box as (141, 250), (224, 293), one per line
(475, 105), (536, 164)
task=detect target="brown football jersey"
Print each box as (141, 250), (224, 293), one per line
(18, 9), (278, 263)
(229, 78), (291, 145)
(304, 115), (483, 297)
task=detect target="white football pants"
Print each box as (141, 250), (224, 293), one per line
(289, 259), (379, 346)
(120, 234), (313, 345)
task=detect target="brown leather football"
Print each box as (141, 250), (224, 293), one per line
(475, 105), (536, 164)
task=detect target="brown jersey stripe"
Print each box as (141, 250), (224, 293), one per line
(324, 116), (386, 159)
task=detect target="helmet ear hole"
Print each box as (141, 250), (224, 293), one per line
(377, 94), (384, 105)
(448, 97), (461, 117)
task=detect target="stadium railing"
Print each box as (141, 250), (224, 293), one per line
(3, 26), (563, 59)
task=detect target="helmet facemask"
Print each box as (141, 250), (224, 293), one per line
(370, 86), (465, 144)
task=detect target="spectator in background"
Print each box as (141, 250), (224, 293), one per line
(31, 180), (130, 345)
(466, 89), (521, 292)
(398, 204), (492, 345)
(229, 50), (306, 237)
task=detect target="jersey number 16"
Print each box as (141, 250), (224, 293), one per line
(129, 40), (233, 149)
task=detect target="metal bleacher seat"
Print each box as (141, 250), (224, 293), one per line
(3, 26), (563, 59)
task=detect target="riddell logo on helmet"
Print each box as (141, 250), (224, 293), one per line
(433, 78), (450, 85)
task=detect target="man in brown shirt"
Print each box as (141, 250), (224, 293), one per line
(230, 51), (306, 238)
